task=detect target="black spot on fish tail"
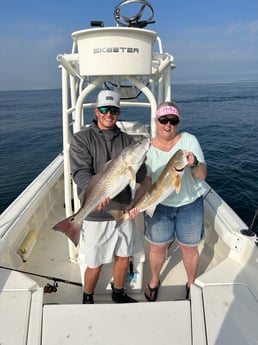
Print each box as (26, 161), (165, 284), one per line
(53, 215), (82, 246)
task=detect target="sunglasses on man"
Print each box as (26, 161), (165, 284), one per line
(98, 107), (120, 115)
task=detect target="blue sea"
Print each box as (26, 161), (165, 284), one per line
(0, 82), (258, 227)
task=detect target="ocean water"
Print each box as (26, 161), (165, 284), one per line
(0, 82), (257, 227)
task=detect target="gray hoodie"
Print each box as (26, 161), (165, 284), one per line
(70, 120), (147, 221)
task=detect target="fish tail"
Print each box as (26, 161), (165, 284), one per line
(53, 215), (82, 246)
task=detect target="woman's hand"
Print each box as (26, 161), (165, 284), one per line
(184, 151), (207, 180)
(185, 151), (199, 168)
(125, 206), (141, 220)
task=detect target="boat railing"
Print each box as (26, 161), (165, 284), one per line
(0, 155), (64, 265)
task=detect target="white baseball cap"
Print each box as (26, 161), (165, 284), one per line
(96, 90), (120, 108)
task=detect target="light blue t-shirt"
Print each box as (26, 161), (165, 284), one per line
(146, 132), (207, 207)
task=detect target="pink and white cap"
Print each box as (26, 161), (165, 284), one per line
(156, 105), (181, 118)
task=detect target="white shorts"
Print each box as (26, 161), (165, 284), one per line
(78, 219), (136, 268)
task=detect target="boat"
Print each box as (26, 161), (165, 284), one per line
(1, 1), (258, 344)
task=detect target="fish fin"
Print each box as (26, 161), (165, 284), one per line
(174, 174), (181, 194)
(128, 166), (137, 198)
(107, 210), (128, 225)
(146, 205), (157, 217)
(53, 215), (82, 246)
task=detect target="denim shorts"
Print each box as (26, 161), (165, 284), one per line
(144, 197), (204, 246)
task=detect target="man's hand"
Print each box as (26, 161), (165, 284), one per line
(96, 197), (110, 211)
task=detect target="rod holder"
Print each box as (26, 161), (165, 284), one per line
(241, 208), (258, 237)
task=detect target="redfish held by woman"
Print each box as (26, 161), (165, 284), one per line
(110, 149), (188, 223)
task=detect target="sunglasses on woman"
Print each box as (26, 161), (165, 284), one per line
(157, 116), (180, 126)
(98, 107), (120, 115)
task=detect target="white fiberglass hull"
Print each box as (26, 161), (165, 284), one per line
(0, 154), (258, 345)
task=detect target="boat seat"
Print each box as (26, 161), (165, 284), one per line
(196, 256), (258, 299)
(0, 288), (43, 345)
(0, 290), (32, 344)
(0, 268), (43, 345)
(202, 284), (258, 345)
(42, 301), (191, 345)
(194, 256), (258, 344)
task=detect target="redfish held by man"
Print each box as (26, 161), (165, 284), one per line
(110, 149), (188, 223)
(53, 137), (150, 246)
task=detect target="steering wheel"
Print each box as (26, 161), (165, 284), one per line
(114, 0), (155, 28)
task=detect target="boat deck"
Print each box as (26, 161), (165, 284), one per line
(19, 195), (199, 304)
(17, 191), (226, 306)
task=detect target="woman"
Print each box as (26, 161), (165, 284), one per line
(132, 101), (207, 301)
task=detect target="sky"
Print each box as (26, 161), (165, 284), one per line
(0, 0), (258, 90)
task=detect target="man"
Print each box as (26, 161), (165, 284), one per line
(70, 90), (148, 303)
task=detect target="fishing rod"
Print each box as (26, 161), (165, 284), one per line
(0, 265), (82, 293)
